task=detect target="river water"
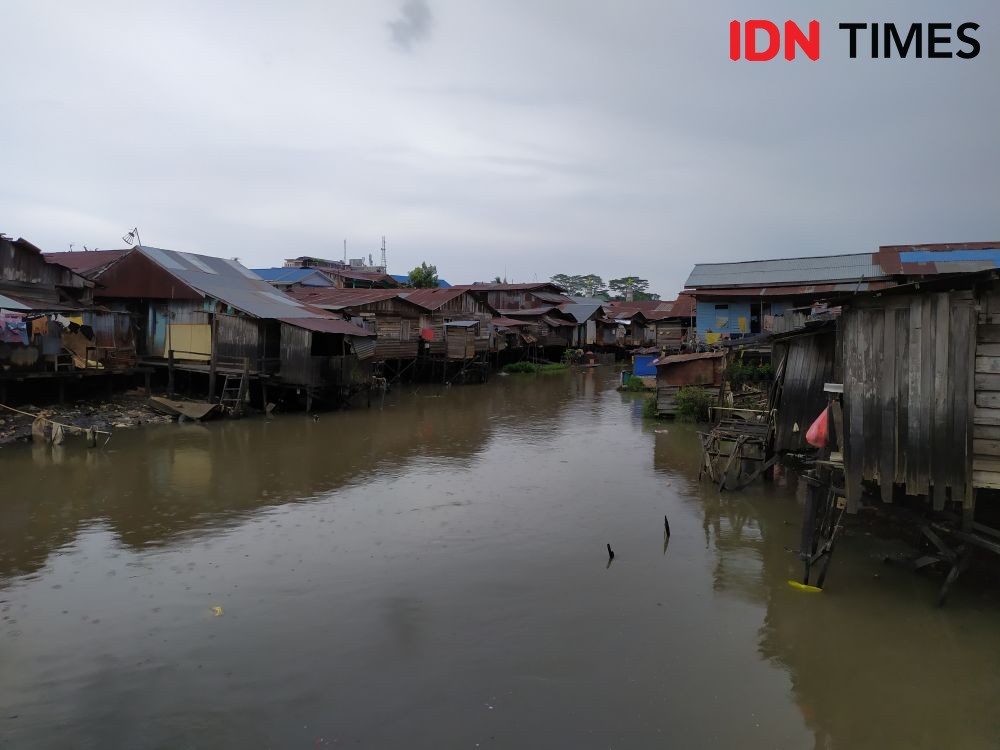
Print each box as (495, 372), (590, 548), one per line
(1, 368), (999, 749)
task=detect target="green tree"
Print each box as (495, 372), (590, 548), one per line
(550, 273), (608, 298)
(608, 276), (656, 301)
(408, 262), (439, 288)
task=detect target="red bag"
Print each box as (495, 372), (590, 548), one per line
(805, 407), (829, 448)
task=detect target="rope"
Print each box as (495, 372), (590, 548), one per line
(0, 402), (112, 442)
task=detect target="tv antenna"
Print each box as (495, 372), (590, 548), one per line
(122, 227), (142, 247)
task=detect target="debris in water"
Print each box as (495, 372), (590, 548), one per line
(607, 543), (614, 561)
(663, 515), (671, 537)
(211, 606), (224, 617)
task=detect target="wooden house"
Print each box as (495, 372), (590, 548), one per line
(558, 301), (604, 347)
(767, 260), (1000, 545)
(287, 288), (424, 360)
(457, 282), (571, 313)
(2, 237), (136, 384)
(399, 287), (496, 359)
(90, 245), (371, 394)
(653, 350), (727, 417)
(648, 294), (696, 351)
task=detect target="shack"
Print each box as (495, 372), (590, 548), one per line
(90, 245), (371, 400)
(653, 350), (727, 417)
(457, 282), (571, 313)
(2, 236), (136, 401)
(399, 287), (496, 359)
(768, 321), (838, 453)
(287, 288), (425, 362)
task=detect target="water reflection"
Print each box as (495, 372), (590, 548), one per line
(1, 371), (998, 749)
(652, 420), (1000, 750)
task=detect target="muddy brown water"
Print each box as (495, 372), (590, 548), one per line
(2, 368), (999, 749)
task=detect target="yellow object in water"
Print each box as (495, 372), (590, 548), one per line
(787, 580), (822, 593)
(211, 606), (224, 616)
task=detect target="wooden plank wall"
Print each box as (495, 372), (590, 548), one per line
(972, 285), (1000, 491)
(772, 330), (836, 453)
(842, 291), (974, 512)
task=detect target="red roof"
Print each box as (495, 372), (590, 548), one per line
(398, 287), (471, 310)
(44, 249), (129, 276)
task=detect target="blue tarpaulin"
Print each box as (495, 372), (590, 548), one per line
(633, 355), (657, 377)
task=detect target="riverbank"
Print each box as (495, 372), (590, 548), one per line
(0, 392), (172, 446)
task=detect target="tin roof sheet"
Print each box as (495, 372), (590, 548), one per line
(653, 351), (726, 366)
(558, 302), (604, 323)
(685, 252), (886, 288)
(134, 246), (318, 319)
(44, 249), (130, 277)
(398, 287), (470, 310)
(251, 267), (333, 284)
(278, 316), (374, 336)
(285, 287), (408, 309)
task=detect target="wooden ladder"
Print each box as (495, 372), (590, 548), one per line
(220, 372), (246, 415)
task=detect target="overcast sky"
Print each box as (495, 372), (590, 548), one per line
(2, 1), (997, 296)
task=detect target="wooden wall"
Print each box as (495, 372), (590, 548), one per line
(972, 286), (1000, 492)
(841, 291), (975, 511)
(772, 329), (837, 453)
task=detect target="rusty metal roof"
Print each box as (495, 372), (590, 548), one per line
(495, 306), (559, 316)
(492, 316), (529, 327)
(44, 249), (130, 277)
(653, 351), (726, 366)
(285, 287), (407, 309)
(278, 316), (374, 336)
(456, 282), (567, 292)
(398, 287), (471, 310)
(689, 281), (890, 298)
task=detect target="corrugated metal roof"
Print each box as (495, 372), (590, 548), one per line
(443, 319), (479, 328)
(456, 282), (565, 292)
(533, 291), (573, 304)
(492, 316), (528, 327)
(285, 287), (408, 309)
(398, 287), (470, 310)
(685, 253), (886, 288)
(134, 246), (319, 319)
(559, 302), (604, 323)
(653, 351), (726, 366)
(252, 267), (333, 285)
(688, 281), (889, 298)
(495, 306), (559, 316)
(278, 316), (374, 336)
(44, 249), (129, 277)
(389, 274), (452, 287)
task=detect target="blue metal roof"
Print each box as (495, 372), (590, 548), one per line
(390, 274), (452, 288)
(900, 249), (1000, 264)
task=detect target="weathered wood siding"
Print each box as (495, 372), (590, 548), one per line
(972, 286), (1000, 491)
(655, 322), (683, 349)
(772, 329), (837, 453)
(446, 328), (476, 360)
(841, 291), (975, 511)
(215, 313), (266, 366)
(278, 323), (316, 385)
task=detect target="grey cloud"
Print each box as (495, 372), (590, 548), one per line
(388, 0), (433, 51)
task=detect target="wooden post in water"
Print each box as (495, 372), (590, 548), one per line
(208, 315), (218, 401)
(167, 350), (175, 396)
